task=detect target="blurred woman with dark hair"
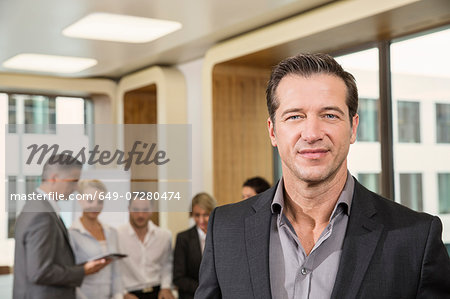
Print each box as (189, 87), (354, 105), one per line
(241, 176), (271, 199)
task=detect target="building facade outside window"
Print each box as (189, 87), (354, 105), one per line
(399, 173), (423, 212)
(397, 101), (421, 143)
(357, 98), (379, 142)
(438, 173), (450, 214)
(4, 93), (91, 238)
(357, 173), (380, 194)
(335, 48), (382, 195)
(391, 28), (450, 247)
(436, 103), (450, 143)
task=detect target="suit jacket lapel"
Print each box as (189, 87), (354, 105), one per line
(245, 189), (274, 299)
(51, 208), (76, 257)
(189, 226), (202, 268)
(331, 181), (384, 299)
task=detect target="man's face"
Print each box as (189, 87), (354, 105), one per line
(129, 200), (152, 229)
(268, 74), (358, 185)
(51, 168), (81, 198)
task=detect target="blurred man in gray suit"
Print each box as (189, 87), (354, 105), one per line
(13, 154), (110, 299)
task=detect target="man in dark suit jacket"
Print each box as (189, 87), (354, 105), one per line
(13, 154), (110, 299)
(195, 53), (450, 298)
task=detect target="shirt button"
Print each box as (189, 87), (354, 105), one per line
(301, 268), (308, 275)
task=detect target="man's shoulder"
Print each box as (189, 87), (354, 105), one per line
(213, 187), (275, 222)
(152, 222), (172, 239)
(176, 226), (196, 239)
(354, 180), (436, 226)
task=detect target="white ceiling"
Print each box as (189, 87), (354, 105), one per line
(0, 0), (334, 79)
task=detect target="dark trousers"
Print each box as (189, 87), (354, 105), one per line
(130, 286), (161, 299)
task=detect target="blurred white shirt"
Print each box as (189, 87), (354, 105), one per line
(117, 221), (173, 291)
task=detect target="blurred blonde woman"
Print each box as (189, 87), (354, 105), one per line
(69, 180), (124, 299)
(173, 193), (217, 299)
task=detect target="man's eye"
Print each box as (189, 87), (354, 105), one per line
(324, 114), (337, 119)
(287, 115), (300, 120)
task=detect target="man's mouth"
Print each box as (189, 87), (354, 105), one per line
(298, 148), (329, 159)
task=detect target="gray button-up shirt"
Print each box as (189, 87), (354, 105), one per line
(269, 173), (354, 299)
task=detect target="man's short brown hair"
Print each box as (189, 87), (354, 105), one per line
(266, 53), (358, 125)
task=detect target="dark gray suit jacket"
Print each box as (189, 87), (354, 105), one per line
(13, 199), (85, 299)
(195, 180), (450, 298)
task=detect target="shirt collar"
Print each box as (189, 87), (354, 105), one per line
(36, 188), (61, 215)
(71, 217), (108, 235)
(271, 171), (354, 218)
(196, 226), (206, 240)
(127, 220), (156, 237)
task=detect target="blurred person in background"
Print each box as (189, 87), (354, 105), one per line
(69, 179), (128, 299)
(173, 193), (217, 299)
(117, 199), (174, 299)
(13, 154), (109, 299)
(241, 176), (271, 200)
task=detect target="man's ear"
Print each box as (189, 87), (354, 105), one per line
(268, 117), (277, 147)
(350, 113), (359, 144)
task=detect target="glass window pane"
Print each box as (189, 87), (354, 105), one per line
(397, 101), (420, 143)
(391, 28), (450, 222)
(357, 173), (380, 194)
(335, 48), (381, 192)
(10, 94), (56, 134)
(4, 93), (91, 238)
(7, 176), (17, 239)
(8, 97), (16, 133)
(436, 103), (450, 143)
(399, 173), (423, 211)
(438, 173), (450, 213)
(357, 98), (379, 142)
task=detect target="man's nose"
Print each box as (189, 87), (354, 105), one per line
(301, 117), (323, 143)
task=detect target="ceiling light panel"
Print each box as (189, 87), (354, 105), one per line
(2, 54), (97, 73)
(63, 13), (182, 43)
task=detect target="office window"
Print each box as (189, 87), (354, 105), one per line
(436, 103), (450, 143)
(15, 94), (56, 134)
(334, 48), (381, 184)
(438, 173), (450, 214)
(7, 176), (17, 239)
(357, 98), (379, 142)
(8, 97), (16, 133)
(358, 173), (380, 194)
(399, 173), (423, 211)
(5, 92), (92, 238)
(397, 101), (420, 143)
(391, 28), (450, 221)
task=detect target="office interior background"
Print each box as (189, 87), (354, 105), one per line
(1, 0), (450, 296)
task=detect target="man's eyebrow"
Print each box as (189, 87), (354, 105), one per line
(280, 108), (303, 117)
(321, 106), (345, 115)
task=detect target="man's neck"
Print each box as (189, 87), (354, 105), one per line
(131, 223), (149, 242)
(282, 167), (348, 255)
(282, 167), (348, 226)
(80, 214), (99, 227)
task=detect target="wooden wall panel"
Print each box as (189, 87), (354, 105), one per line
(213, 65), (273, 206)
(123, 85), (159, 224)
